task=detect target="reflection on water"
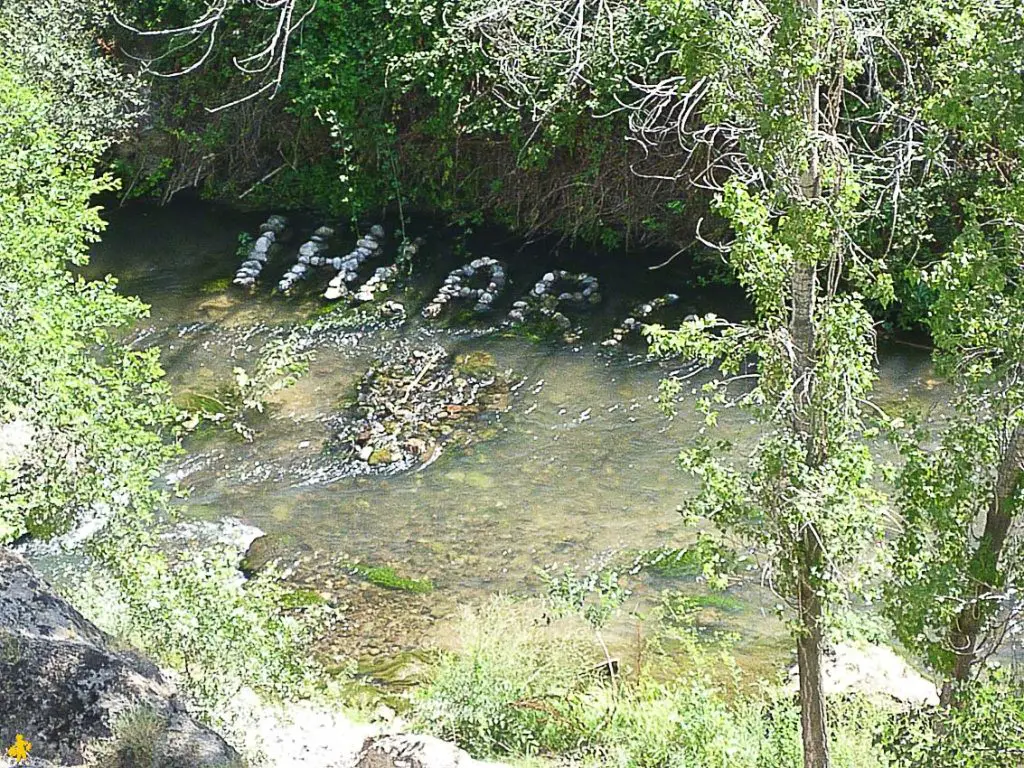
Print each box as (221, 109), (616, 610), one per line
(86, 199), (944, 669)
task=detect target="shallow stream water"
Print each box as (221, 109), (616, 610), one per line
(84, 199), (944, 674)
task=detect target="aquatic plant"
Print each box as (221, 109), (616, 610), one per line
(352, 564), (434, 594)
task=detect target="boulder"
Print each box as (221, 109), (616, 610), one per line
(785, 641), (938, 707)
(0, 549), (240, 767)
(354, 734), (506, 768)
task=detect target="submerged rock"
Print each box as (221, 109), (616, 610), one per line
(0, 549), (239, 766)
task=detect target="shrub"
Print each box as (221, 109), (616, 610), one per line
(87, 707), (247, 768)
(410, 596), (893, 768)
(410, 597), (598, 755)
(881, 672), (1024, 768)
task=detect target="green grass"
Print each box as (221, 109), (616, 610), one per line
(352, 564), (434, 594)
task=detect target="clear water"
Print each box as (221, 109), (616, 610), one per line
(86, 199), (943, 671)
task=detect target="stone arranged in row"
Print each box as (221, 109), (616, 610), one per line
(324, 225), (387, 301)
(351, 238), (425, 302)
(353, 265), (399, 303)
(232, 214), (287, 288)
(278, 225), (336, 293)
(602, 293), (681, 346)
(393, 238), (423, 275)
(422, 257), (507, 318)
(507, 270), (602, 326)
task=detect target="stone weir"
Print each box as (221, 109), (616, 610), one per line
(328, 345), (511, 475)
(278, 225), (338, 293)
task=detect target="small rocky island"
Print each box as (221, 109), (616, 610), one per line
(331, 346), (511, 474)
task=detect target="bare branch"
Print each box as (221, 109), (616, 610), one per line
(114, 0), (317, 112)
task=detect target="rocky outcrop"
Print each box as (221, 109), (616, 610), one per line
(0, 549), (239, 767)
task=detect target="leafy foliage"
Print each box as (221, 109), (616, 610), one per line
(0, 30), (327, 735)
(881, 672), (1024, 768)
(0, 64), (177, 543)
(410, 596), (889, 767)
(71, 540), (329, 716)
(883, 2), (1024, 689)
(648, 179), (886, 634)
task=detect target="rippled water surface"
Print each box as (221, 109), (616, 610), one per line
(87, 199), (943, 668)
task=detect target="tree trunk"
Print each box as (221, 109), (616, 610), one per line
(791, 0), (828, 760)
(790, 260), (830, 768)
(797, 543), (829, 768)
(940, 423), (1024, 706)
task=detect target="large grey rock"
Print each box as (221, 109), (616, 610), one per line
(0, 549), (240, 766)
(354, 734), (506, 768)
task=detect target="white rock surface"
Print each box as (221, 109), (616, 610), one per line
(786, 641), (938, 707)
(219, 690), (377, 768)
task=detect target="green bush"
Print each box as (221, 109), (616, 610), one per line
(410, 597), (891, 768)
(410, 598), (594, 755)
(87, 706), (247, 768)
(881, 672), (1024, 768)
(69, 539), (330, 718)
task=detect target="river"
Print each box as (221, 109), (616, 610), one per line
(82, 199), (945, 679)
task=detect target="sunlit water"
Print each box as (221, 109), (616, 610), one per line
(81, 199), (946, 673)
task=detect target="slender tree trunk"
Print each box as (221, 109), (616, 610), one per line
(940, 423), (1024, 706)
(790, 261), (830, 768)
(796, 539), (829, 768)
(791, 0), (829, 763)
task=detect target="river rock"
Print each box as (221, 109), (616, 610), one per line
(332, 344), (510, 475)
(355, 734), (507, 768)
(0, 549), (239, 767)
(240, 532), (312, 577)
(422, 258), (507, 319)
